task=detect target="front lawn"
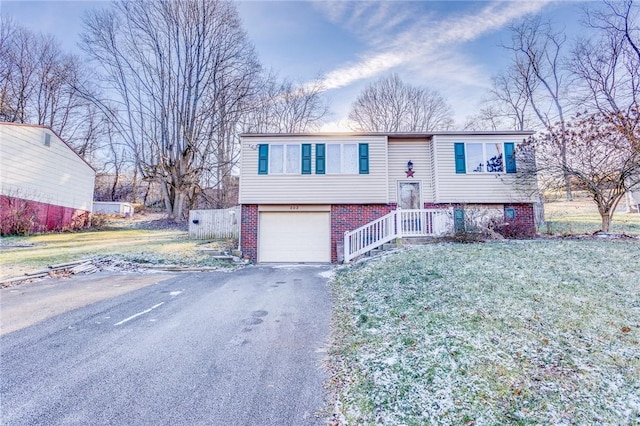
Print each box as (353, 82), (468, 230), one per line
(329, 240), (640, 424)
(0, 229), (234, 279)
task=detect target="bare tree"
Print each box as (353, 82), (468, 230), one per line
(241, 75), (328, 134)
(502, 18), (574, 200)
(490, 62), (539, 131)
(530, 107), (640, 232)
(0, 16), (103, 161)
(348, 73), (454, 132)
(463, 105), (507, 131)
(572, 0), (639, 114)
(81, 0), (261, 220)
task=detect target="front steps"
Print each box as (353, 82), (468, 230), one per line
(359, 237), (439, 260)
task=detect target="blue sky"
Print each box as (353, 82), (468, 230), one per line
(2, 0), (587, 130)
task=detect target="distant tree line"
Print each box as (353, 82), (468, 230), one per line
(2, 0), (637, 231)
(1, 0), (328, 219)
(465, 0), (640, 231)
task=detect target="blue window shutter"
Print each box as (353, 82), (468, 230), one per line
(454, 208), (465, 232)
(301, 144), (312, 174)
(505, 207), (516, 220)
(258, 144), (268, 175)
(505, 142), (516, 173)
(454, 143), (466, 174)
(315, 144), (325, 174)
(359, 143), (369, 174)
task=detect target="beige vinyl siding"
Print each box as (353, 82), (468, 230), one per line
(429, 137), (438, 202)
(0, 124), (95, 211)
(432, 134), (537, 203)
(387, 138), (433, 205)
(240, 136), (389, 204)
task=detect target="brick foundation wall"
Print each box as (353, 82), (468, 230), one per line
(240, 204), (258, 262)
(504, 203), (536, 234)
(424, 202), (536, 235)
(240, 202), (536, 263)
(331, 204), (396, 263)
(0, 195), (90, 235)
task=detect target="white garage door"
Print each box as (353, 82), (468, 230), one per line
(258, 211), (331, 263)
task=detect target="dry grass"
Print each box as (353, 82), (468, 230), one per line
(543, 192), (640, 235)
(0, 228), (235, 279)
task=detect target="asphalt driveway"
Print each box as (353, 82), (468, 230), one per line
(0, 265), (333, 425)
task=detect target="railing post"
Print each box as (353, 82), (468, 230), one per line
(344, 231), (350, 263)
(395, 210), (402, 238)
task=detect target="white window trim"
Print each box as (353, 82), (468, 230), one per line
(326, 143), (358, 175)
(465, 142), (505, 174)
(269, 144), (301, 175)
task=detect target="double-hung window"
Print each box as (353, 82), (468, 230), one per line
(258, 142), (368, 175)
(455, 142), (516, 174)
(259, 144), (301, 174)
(326, 144), (359, 174)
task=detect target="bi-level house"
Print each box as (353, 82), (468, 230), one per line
(239, 132), (537, 263)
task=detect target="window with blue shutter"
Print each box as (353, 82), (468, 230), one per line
(315, 144), (325, 174)
(301, 144), (312, 174)
(454, 208), (465, 232)
(258, 144), (268, 175)
(454, 143), (466, 174)
(358, 143), (369, 174)
(505, 142), (516, 173)
(505, 207), (516, 220)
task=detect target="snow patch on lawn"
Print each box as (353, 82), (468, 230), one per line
(318, 269), (336, 279)
(328, 240), (640, 425)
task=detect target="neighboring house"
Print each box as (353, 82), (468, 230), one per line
(239, 132), (537, 263)
(0, 123), (95, 233)
(93, 201), (134, 216)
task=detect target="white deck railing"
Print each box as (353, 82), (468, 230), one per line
(343, 209), (451, 263)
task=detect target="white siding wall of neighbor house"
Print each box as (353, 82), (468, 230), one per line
(0, 123), (95, 211)
(239, 135), (389, 204)
(387, 138), (433, 205)
(432, 134), (537, 204)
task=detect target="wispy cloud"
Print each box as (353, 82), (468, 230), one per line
(311, 1), (552, 91)
(319, 52), (404, 91)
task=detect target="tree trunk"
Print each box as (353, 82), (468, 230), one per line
(131, 168), (138, 204)
(172, 191), (184, 221)
(600, 212), (612, 233)
(160, 180), (174, 220)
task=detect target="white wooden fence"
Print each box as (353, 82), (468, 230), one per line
(189, 207), (240, 239)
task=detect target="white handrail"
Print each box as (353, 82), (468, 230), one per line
(343, 209), (451, 262)
(343, 211), (397, 263)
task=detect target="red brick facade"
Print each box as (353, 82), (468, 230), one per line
(504, 203), (535, 227)
(330, 204), (396, 263)
(239, 202), (536, 263)
(240, 204), (259, 262)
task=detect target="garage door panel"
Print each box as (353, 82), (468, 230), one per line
(259, 212), (330, 263)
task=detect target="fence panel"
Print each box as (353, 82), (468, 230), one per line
(189, 206), (240, 239)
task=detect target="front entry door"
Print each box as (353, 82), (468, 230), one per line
(398, 181), (421, 210)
